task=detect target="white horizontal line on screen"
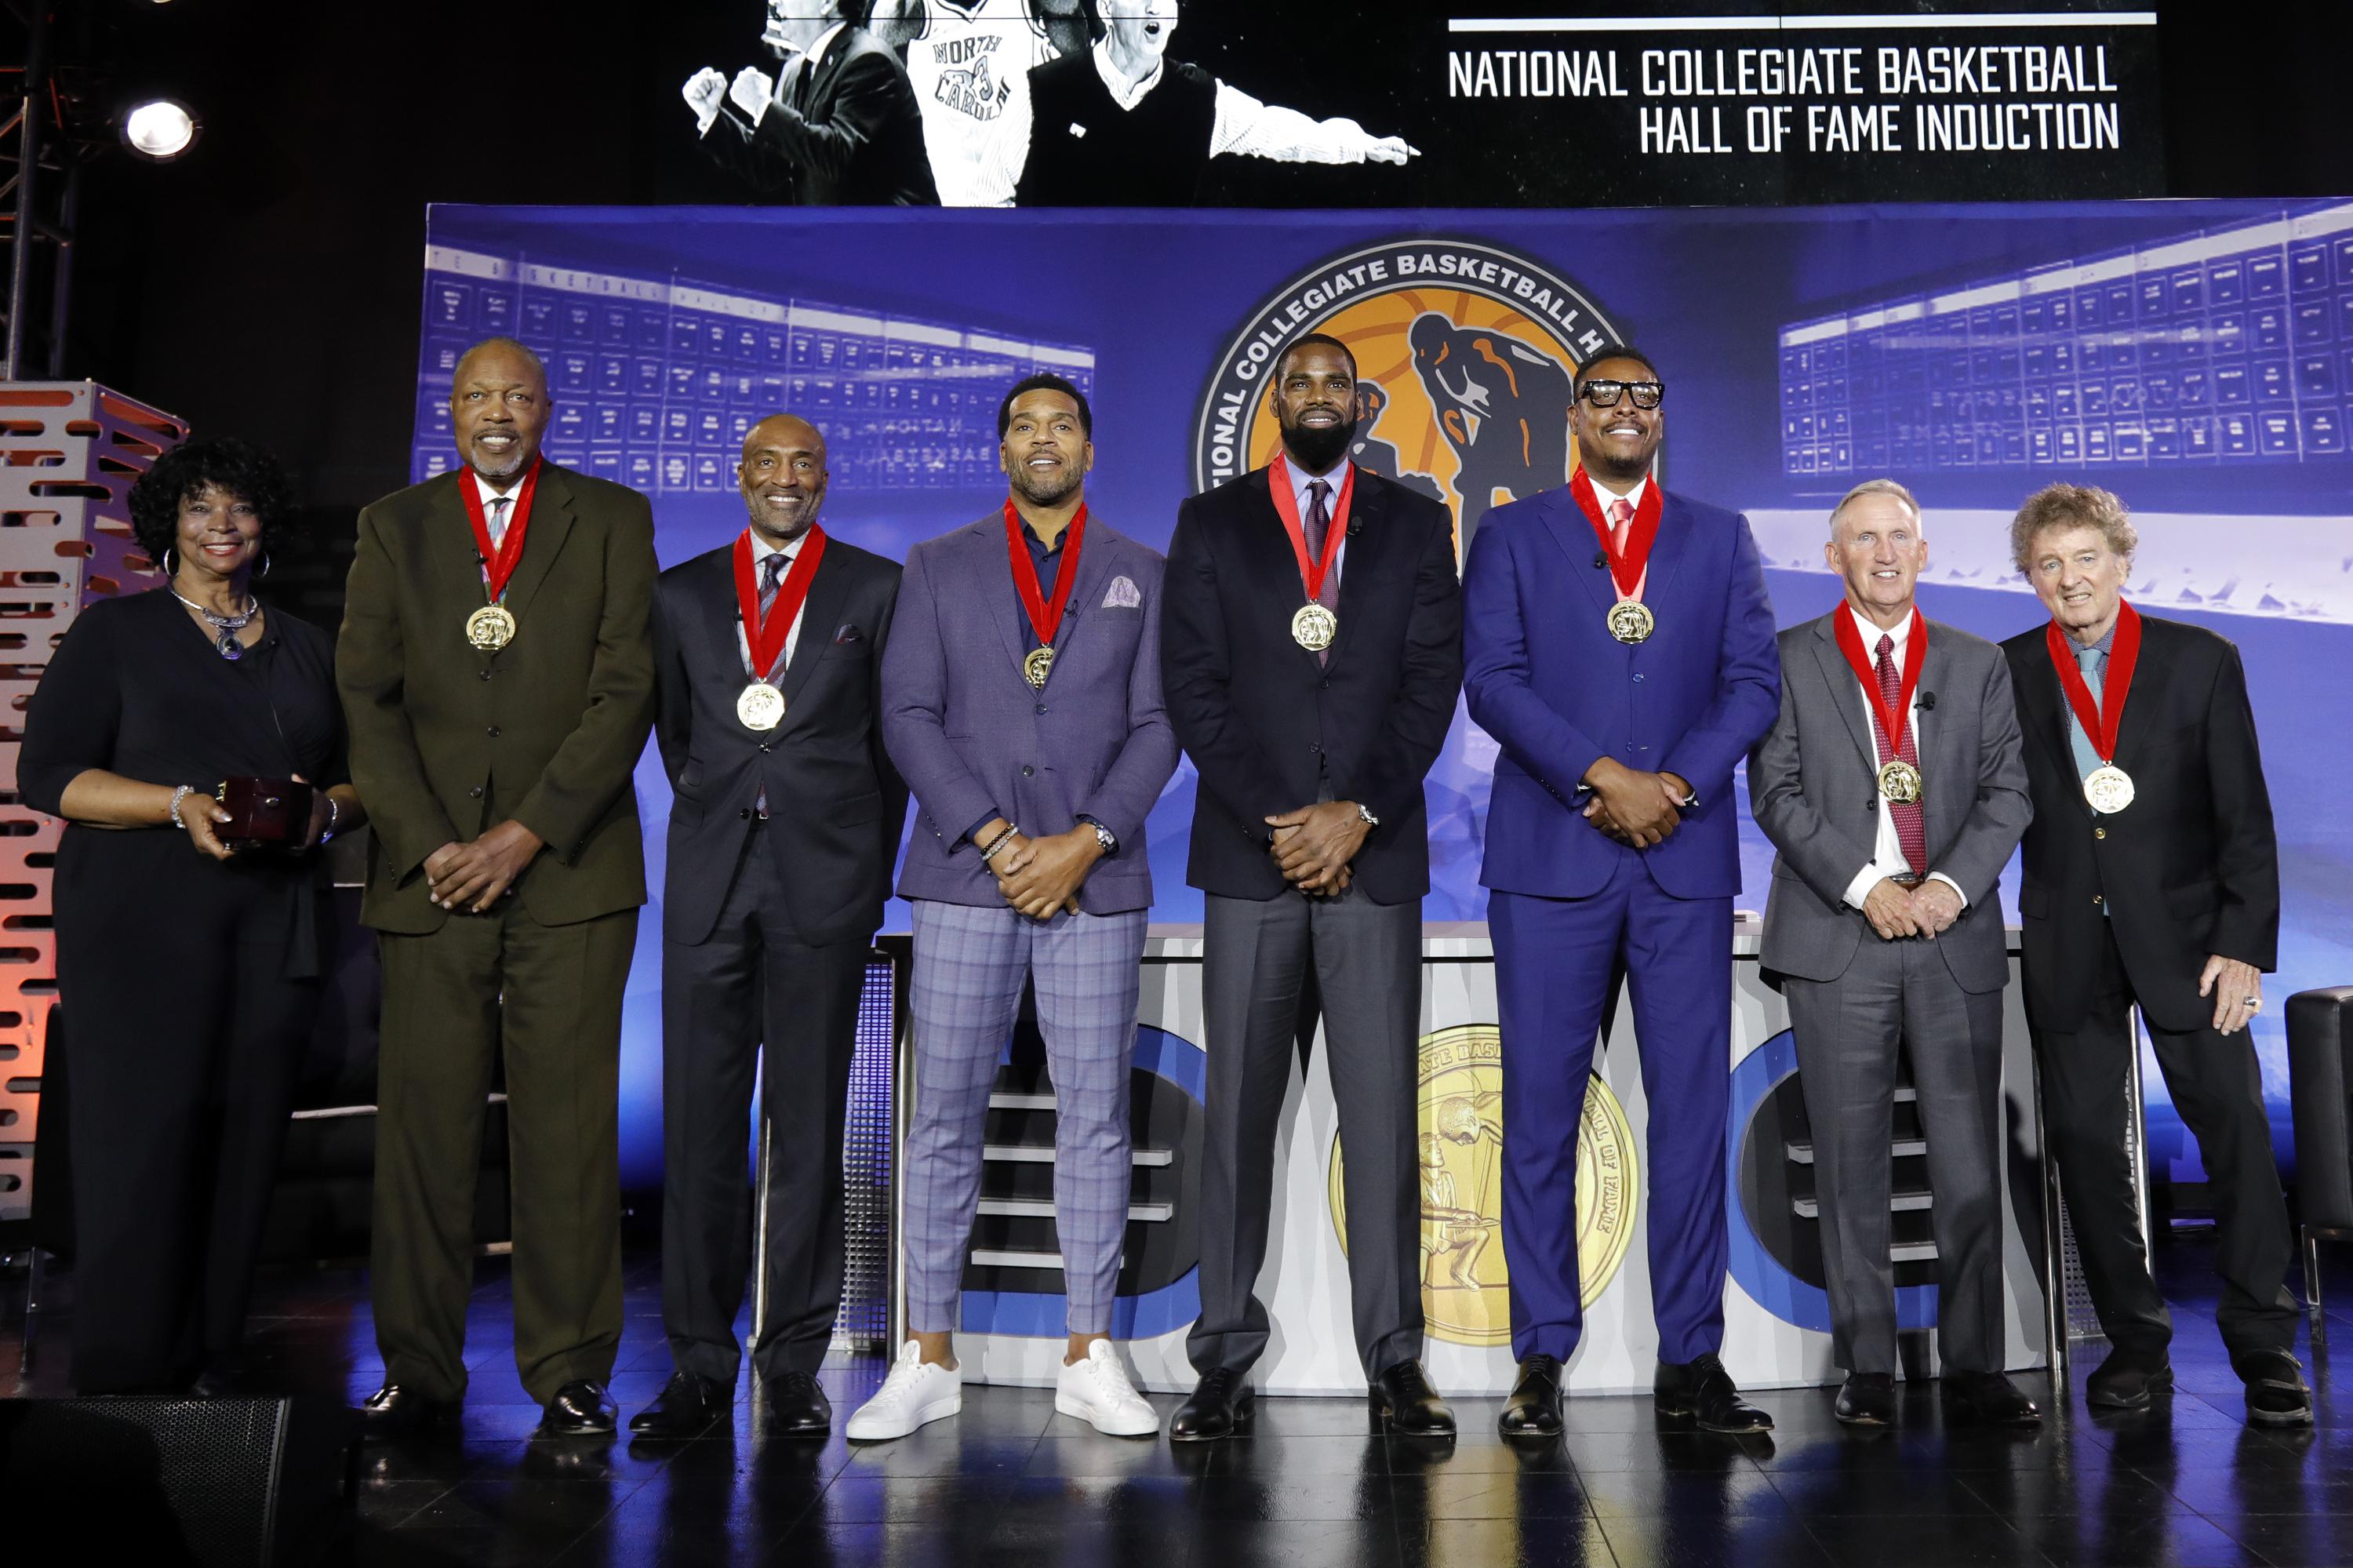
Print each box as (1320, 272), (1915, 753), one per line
(1448, 13), (2155, 34)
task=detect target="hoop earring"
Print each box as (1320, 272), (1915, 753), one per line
(162, 547), (178, 577)
(257, 549), (271, 580)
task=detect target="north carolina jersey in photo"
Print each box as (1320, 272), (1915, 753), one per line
(904, 0), (1060, 206)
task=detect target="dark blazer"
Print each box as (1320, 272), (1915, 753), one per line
(702, 27), (940, 206)
(1161, 464), (1464, 906)
(882, 513), (1176, 914)
(1461, 483), (1780, 900)
(1750, 611), (2030, 995)
(2001, 612), (2279, 1035)
(337, 463), (659, 934)
(652, 535), (907, 948)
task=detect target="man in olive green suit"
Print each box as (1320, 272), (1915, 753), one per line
(338, 337), (659, 1439)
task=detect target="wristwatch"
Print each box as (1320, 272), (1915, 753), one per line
(1087, 820), (1118, 855)
(1356, 802), (1380, 830)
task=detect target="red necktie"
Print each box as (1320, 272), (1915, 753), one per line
(1606, 496), (1632, 547)
(1306, 478), (1333, 668)
(1874, 633), (1926, 875)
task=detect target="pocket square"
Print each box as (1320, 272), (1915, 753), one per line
(832, 624), (864, 644)
(1101, 575), (1142, 609)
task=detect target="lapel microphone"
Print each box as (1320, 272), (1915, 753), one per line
(1919, 692), (1937, 711)
(1592, 551), (1606, 569)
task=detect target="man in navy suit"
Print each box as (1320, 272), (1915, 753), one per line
(1462, 347), (1780, 1437)
(861, 373), (1179, 1442)
(631, 413), (907, 1441)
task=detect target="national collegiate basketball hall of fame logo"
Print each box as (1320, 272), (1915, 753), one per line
(1329, 1027), (1637, 1347)
(1191, 235), (1633, 555)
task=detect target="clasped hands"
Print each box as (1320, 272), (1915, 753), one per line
(424, 820), (545, 914)
(1264, 800), (1369, 898)
(1860, 877), (1964, 941)
(1580, 756), (1692, 849)
(980, 817), (1101, 921)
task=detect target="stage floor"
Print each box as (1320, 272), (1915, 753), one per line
(9, 1239), (2353, 1566)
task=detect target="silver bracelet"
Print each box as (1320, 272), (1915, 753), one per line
(321, 795), (340, 843)
(169, 784), (195, 829)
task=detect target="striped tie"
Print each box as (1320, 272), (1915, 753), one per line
(1875, 633), (1926, 875)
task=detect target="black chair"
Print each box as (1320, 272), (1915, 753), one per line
(2286, 985), (2353, 1344)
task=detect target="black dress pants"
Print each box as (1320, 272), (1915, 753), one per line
(2034, 921), (2298, 1359)
(660, 825), (870, 1384)
(53, 831), (318, 1394)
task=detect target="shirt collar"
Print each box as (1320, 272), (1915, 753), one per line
(1845, 602), (1918, 655)
(1280, 452), (1350, 525)
(470, 467), (526, 504)
(748, 527), (809, 563)
(1093, 37), (1163, 111)
(802, 20), (849, 71)
(1588, 471), (1649, 517)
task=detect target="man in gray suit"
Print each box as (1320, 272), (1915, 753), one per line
(861, 373), (1179, 1442)
(1749, 479), (2036, 1428)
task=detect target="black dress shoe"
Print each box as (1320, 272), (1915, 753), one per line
(2084, 1348), (2174, 1410)
(766, 1370), (834, 1436)
(627, 1370), (729, 1439)
(1835, 1372), (1896, 1428)
(359, 1382), (457, 1440)
(1943, 1371), (2041, 1427)
(1654, 1354), (1773, 1434)
(1368, 1359), (1456, 1437)
(1169, 1369), (1254, 1442)
(540, 1379), (618, 1437)
(2233, 1349), (2315, 1428)
(1499, 1355), (1564, 1439)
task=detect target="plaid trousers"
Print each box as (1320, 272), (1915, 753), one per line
(904, 899), (1147, 1336)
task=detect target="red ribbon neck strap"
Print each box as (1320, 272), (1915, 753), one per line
(1267, 452), (1354, 602)
(733, 526), (828, 681)
(1004, 497), (1088, 649)
(1831, 606), (1929, 764)
(458, 458), (544, 603)
(2044, 599), (2142, 764)
(1569, 467), (1662, 601)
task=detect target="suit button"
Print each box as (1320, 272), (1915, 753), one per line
(1021, 765), (1035, 777)
(468, 785), (483, 799)
(2093, 894), (2104, 906)
(1318, 678), (1330, 690)
(1633, 673), (1645, 683)
(478, 669), (493, 682)
(486, 726), (500, 738)
(758, 743), (771, 753)
(1035, 703), (1046, 715)
(739, 809), (751, 820)
(2094, 826), (2107, 840)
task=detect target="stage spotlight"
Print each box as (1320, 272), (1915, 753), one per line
(120, 99), (199, 161)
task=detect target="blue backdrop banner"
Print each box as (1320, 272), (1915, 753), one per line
(415, 200), (2353, 1189)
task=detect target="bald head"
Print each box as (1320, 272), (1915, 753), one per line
(738, 413), (830, 544)
(450, 337), (551, 484)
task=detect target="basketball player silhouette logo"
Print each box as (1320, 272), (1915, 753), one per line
(1408, 312), (1576, 543)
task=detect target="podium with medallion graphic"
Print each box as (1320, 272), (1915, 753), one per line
(926, 918), (2128, 1398)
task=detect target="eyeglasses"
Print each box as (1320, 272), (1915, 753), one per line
(1577, 380), (1665, 410)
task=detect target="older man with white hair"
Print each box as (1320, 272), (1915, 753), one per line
(1749, 478), (2036, 1428)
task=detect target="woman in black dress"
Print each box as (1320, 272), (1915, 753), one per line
(16, 437), (368, 1395)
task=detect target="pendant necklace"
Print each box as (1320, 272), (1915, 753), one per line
(173, 588), (258, 660)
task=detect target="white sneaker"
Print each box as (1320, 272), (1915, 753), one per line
(1055, 1340), (1159, 1437)
(845, 1342), (962, 1441)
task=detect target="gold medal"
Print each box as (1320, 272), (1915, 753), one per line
(1292, 602), (1338, 652)
(1023, 646), (1056, 689)
(466, 603), (516, 652)
(2083, 763), (2135, 815)
(1606, 599), (1653, 645)
(1877, 759), (1924, 805)
(736, 680), (785, 731)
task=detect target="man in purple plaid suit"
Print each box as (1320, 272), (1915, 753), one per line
(859, 373), (1179, 1441)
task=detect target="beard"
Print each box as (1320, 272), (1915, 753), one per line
(1279, 411), (1356, 472)
(1009, 460), (1084, 509)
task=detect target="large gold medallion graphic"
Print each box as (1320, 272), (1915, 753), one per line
(1329, 1024), (1637, 1346)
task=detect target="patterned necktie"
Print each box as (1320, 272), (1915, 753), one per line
(1305, 479), (1333, 668)
(751, 551), (791, 820)
(1875, 632), (1927, 875)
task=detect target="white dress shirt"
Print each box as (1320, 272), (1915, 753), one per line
(1587, 471), (1650, 599)
(737, 530), (810, 679)
(1837, 603), (1966, 911)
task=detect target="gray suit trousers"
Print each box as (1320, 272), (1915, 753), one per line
(1188, 887), (1424, 1382)
(1783, 937), (2006, 1375)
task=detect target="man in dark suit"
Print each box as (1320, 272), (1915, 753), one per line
(1161, 333), (1464, 1442)
(339, 337), (659, 1439)
(2002, 482), (2308, 1425)
(627, 414), (906, 1441)
(684, 1), (940, 205)
(1750, 480), (2037, 1428)
(1460, 347), (1780, 1439)
(861, 373), (1176, 1442)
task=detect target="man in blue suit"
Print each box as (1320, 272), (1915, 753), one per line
(1461, 347), (1780, 1437)
(862, 373), (1179, 1442)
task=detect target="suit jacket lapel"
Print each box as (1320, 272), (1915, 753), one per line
(1537, 486), (1613, 618)
(498, 462), (576, 628)
(427, 472), (496, 638)
(1055, 515), (1118, 661)
(1326, 469), (1387, 669)
(2014, 641), (2078, 783)
(1916, 623), (1958, 824)
(776, 540), (853, 718)
(2108, 628), (2167, 773)
(980, 517), (1035, 683)
(1239, 469), (1326, 678)
(1642, 488), (1696, 608)
(1810, 616), (1876, 774)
